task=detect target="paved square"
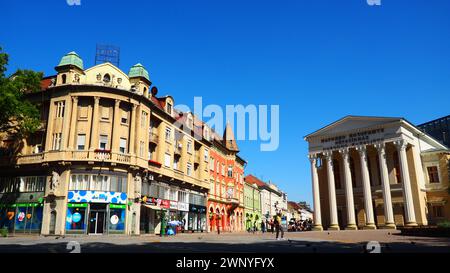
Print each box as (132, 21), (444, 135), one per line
(0, 230), (449, 253)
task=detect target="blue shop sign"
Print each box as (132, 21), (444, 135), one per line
(68, 191), (127, 204)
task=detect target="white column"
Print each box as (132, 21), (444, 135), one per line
(339, 148), (357, 230)
(309, 154), (323, 231)
(324, 151), (339, 230)
(356, 145), (376, 229)
(394, 139), (418, 226)
(374, 142), (396, 229)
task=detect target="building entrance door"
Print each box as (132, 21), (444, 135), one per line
(88, 204), (106, 234)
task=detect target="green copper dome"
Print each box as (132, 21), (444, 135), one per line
(128, 63), (150, 82)
(57, 51), (83, 70)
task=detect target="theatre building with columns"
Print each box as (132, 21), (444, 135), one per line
(305, 116), (450, 230)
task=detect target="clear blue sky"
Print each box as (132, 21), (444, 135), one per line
(2, 0), (450, 206)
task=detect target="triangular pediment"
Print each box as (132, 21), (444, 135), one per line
(305, 116), (402, 138)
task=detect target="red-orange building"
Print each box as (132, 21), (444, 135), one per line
(207, 124), (246, 232)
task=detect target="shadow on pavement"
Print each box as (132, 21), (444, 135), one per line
(0, 238), (448, 253)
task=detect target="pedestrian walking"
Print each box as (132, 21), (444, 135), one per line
(261, 220), (266, 233)
(275, 212), (284, 240)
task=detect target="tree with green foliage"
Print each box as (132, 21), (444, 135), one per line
(0, 47), (43, 141)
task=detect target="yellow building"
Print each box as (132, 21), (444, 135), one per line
(305, 116), (450, 231)
(0, 52), (211, 235)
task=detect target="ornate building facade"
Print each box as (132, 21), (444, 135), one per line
(0, 52), (218, 235)
(207, 124), (246, 232)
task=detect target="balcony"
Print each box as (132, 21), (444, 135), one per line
(149, 130), (159, 145)
(12, 149), (133, 166)
(16, 153), (45, 164)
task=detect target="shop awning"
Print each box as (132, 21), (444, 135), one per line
(144, 204), (161, 210)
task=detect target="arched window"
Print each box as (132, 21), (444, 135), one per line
(61, 74), (67, 84)
(103, 73), (111, 83)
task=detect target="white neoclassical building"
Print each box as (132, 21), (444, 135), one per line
(305, 116), (449, 231)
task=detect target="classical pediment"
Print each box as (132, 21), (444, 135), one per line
(84, 62), (131, 89)
(305, 116), (402, 139)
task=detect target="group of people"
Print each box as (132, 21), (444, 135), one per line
(288, 218), (312, 232)
(246, 212), (287, 240)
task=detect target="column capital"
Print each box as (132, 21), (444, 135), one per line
(393, 139), (408, 151)
(71, 96), (78, 103)
(94, 96), (100, 104)
(323, 150), (333, 159)
(374, 142), (386, 152)
(131, 103), (137, 110)
(308, 153), (318, 163)
(338, 147), (350, 159)
(115, 99), (121, 107)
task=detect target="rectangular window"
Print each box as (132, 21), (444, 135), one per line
(158, 186), (169, 200)
(228, 166), (233, 178)
(148, 143), (152, 160)
(167, 103), (172, 115)
(187, 163), (192, 176)
(169, 189), (177, 201)
(432, 206), (443, 218)
(204, 149), (209, 162)
(173, 156), (179, 170)
(149, 183), (158, 197)
(56, 101), (65, 118)
(141, 111), (148, 128)
(164, 153), (171, 167)
(165, 127), (172, 142)
(121, 110), (128, 124)
(90, 175), (109, 191)
(77, 134), (86, 151)
(187, 140), (192, 154)
(52, 133), (62, 150)
(178, 191), (188, 203)
(119, 138), (127, 154)
(99, 135), (108, 150)
(210, 158), (214, 171)
(427, 166), (440, 183)
(110, 176), (126, 192)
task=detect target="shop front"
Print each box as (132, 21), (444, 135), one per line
(0, 202), (44, 234)
(0, 176), (46, 234)
(188, 204), (206, 232)
(65, 190), (127, 235)
(140, 197), (170, 235)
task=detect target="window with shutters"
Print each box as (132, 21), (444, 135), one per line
(77, 134), (86, 150)
(120, 138), (127, 154)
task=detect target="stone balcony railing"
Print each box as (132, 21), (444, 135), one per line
(12, 150), (134, 166)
